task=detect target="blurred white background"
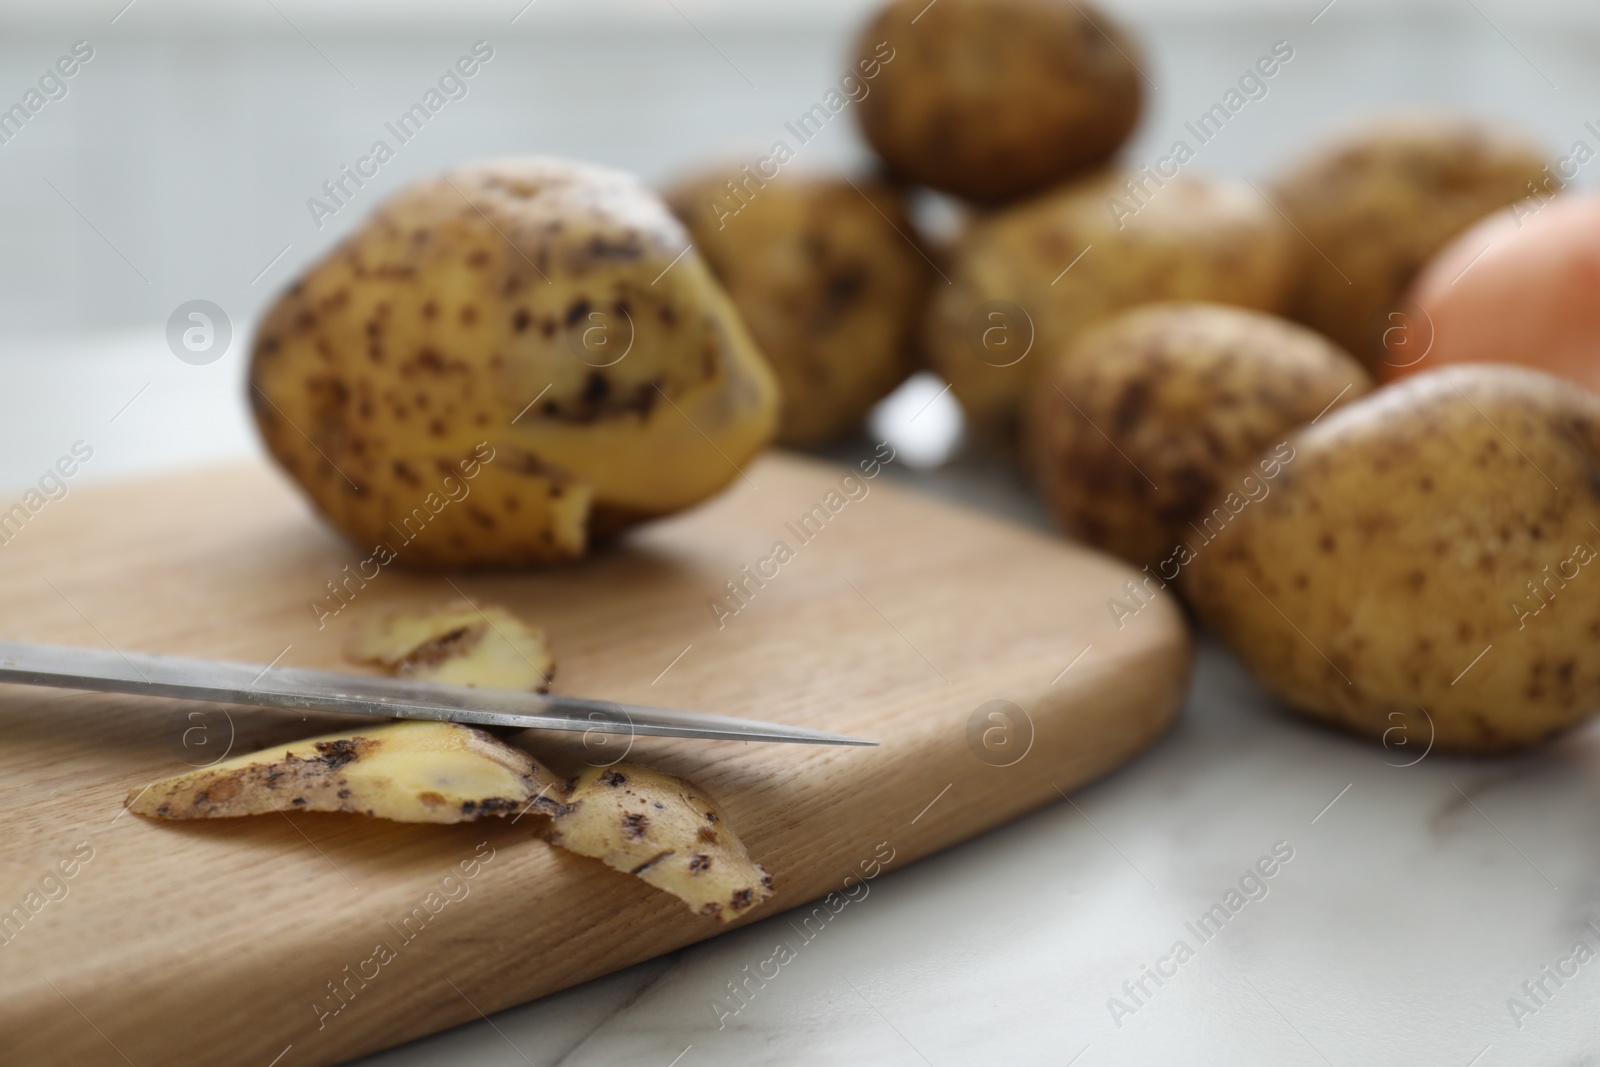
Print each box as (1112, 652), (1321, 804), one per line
(1, 0), (1597, 337)
(1, 0), (1596, 493)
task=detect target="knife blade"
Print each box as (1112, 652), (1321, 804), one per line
(0, 639), (876, 746)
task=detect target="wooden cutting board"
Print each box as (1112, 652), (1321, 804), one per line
(0, 451), (1190, 1067)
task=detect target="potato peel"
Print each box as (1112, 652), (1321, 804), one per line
(546, 764), (773, 922)
(127, 720), (566, 824)
(128, 725), (771, 921)
(346, 603), (554, 693)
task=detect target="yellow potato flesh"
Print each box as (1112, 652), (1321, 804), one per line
(346, 603), (553, 692)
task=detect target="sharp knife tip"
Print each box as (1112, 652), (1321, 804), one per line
(807, 733), (878, 747)
(751, 730), (878, 746)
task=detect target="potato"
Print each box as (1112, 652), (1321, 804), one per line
(1388, 191), (1600, 390)
(1185, 364), (1600, 754)
(1028, 303), (1370, 568)
(1271, 111), (1549, 370)
(851, 0), (1143, 202)
(926, 169), (1298, 454)
(250, 158), (779, 567)
(665, 170), (931, 447)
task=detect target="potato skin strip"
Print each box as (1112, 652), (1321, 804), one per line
(547, 764), (773, 923)
(126, 721), (565, 824)
(128, 726), (772, 921)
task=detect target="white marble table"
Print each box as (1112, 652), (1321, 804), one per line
(363, 639), (1600, 1067)
(4, 337), (1597, 1066)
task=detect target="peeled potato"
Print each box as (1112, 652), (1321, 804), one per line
(926, 169), (1298, 455)
(852, 0), (1144, 202)
(1186, 364), (1600, 754)
(665, 170), (930, 447)
(1029, 303), (1371, 568)
(250, 158), (779, 567)
(1271, 111), (1548, 370)
(1387, 191), (1600, 390)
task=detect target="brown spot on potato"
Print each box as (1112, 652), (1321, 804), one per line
(392, 460), (421, 487)
(200, 777), (242, 804)
(814, 267), (866, 329)
(587, 234), (644, 261)
(630, 851), (675, 875)
(313, 738), (370, 768)
(1111, 380), (1152, 435)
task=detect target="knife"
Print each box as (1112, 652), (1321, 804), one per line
(0, 639), (876, 746)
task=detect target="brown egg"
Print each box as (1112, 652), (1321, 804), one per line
(1386, 191), (1600, 391)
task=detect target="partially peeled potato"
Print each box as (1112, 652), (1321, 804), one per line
(250, 157), (780, 567)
